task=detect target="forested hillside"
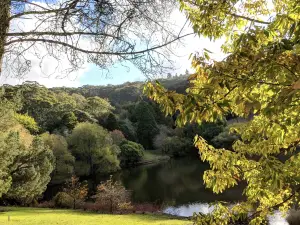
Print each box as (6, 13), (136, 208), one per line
(51, 76), (189, 105)
(0, 77), (236, 205)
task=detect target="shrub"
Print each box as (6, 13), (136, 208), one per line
(80, 202), (107, 212)
(119, 141), (144, 167)
(119, 119), (137, 141)
(53, 192), (73, 208)
(63, 176), (88, 209)
(153, 125), (175, 150)
(160, 136), (192, 157)
(133, 203), (161, 213)
(110, 130), (126, 146)
(93, 175), (131, 213)
(37, 201), (55, 208)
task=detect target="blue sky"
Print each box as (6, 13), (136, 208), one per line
(2, 2), (224, 87)
(79, 63), (145, 86)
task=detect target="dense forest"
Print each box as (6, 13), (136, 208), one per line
(0, 76), (239, 205)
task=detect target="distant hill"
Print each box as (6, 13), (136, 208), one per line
(52, 76), (189, 105)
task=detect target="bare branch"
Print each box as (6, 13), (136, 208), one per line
(5, 33), (194, 55)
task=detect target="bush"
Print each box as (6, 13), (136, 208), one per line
(119, 141), (144, 167)
(93, 176), (132, 213)
(53, 192), (73, 208)
(161, 136), (192, 157)
(153, 125), (175, 150)
(110, 130), (126, 146)
(81, 202), (107, 212)
(63, 175), (88, 209)
(37, 201), (55, 208)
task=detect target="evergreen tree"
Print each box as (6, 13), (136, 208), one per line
(135, 101), (159, 149)
(106, 113), (119, 131)
(0, 132), (54, 204)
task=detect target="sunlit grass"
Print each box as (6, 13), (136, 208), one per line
(0, 207), (189, 225)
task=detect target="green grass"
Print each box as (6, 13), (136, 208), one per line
(0, 207), (189, 225)
(140, 150), (170, 165)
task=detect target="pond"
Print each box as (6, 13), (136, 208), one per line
(116, 157), (244, 206)
(116, 157), (288, 225)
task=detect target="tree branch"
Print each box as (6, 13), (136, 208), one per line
(228, 13), (270, 25)
(4, 33), (194, 55)
(9, 7), (69, 21)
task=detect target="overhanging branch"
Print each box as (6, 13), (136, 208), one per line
(4, 33), (194, 56)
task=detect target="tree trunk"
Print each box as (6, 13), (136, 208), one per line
(73, 198), (76, 209)
(0, 0), (10, 74)
(110, 198), (113, 213)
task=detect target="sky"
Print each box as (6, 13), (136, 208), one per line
(1, 4), (224, 88)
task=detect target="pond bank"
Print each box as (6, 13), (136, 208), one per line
(137, 150), (170, 166)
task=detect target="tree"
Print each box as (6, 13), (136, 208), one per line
(135, 101), (158, 149)
(63, 175), (88, 209)
(119, 119), (137, 141)
(42, 133), (75, 185)
(13, 113), (39, 134)
(0, 131), (54, 204)
(84, 97), (114, 120)
(106, 113), (119, 131)
(145, 0), (300, 224)
(119, 140), (144, 167)
(61, 112), (78, 130)
(68, 122), (120, 177)
(93, 175), (131, 213)
(1, 0), (192, 77)
(0, 98), (16, 132)
(110, 130), (126, 146)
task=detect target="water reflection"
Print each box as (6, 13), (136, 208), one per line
(118, 158), (289, 224)
(117, 157), (244, 206)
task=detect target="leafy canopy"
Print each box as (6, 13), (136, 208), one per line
(145, 0), (300, 224)
(68, 122), (120, 177)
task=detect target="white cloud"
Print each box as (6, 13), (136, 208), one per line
(166, 10), (224, 76)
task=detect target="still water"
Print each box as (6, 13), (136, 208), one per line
(116, 157), (288, 225)
(117, 157), (244, 206)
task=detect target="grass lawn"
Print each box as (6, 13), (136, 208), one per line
(0, 207), (189, 225)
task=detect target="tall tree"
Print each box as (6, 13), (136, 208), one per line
(1, 0), (192, 77)
(106, 113), (119, 131)
(145, 0), (300, 224)
(85, 96), (113, 120)
(0, 131), (54, 204)
(135, 101), (158, 149)
(68, 122), (120, 177)
(42, 133), (75, 185)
